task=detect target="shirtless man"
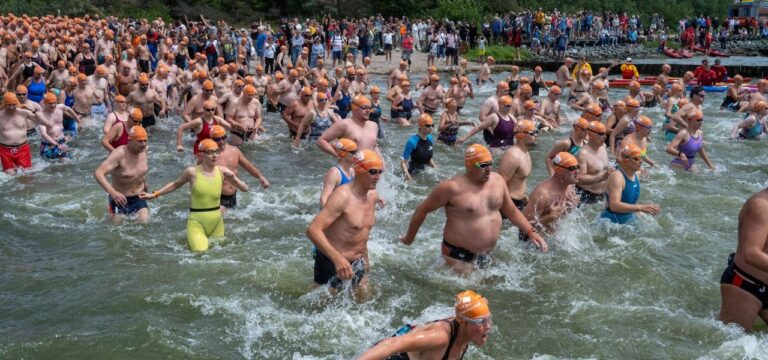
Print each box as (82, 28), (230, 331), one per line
(447, 76), (474, 112)
(282, 86), (313, 139)
(182, 80), (219, 124)
(253, 67), (270, 103)
(205, 125), (269, 211)
(350, 68), (368, 96)
(317, 95), (380, 157)
(719, 185), (768, 331)
(39, 93), (81, 160)
(309, 59), (328, 85)
(418, 74), (445, 116)
(740, 80), (768, 113)
(401, 144), (547, 274)
(89, 65), (111, 116)
(93, 125), (150, 224)
(388, 60), (408, 89)
(127, 73), (165, 129)
(276, 69), (301, 112)
(576, 121), (612, 205)
(655, 64), (672, 88)
(213, 66), (234, 99)
(523, 152), (580, 238)
(71, 74), (97, 119)
(151, 67), (173, 114)
(556, 57), (574, 89)
(545, 117), (589, 175)
(476, 56), (494, 85)
(498, 120), (537, 211)
(476, 81), (508, 128)
(115, 65), (137, 98)
(306, 150), (383, 298)
(538, 85), (562, 129)
(47, 60), (71, 94)
(219, 79), (245, 118)
(227, 85), (263, 145)
(95, 30), (116, 64)
(0, 92), (52, 174)
(16, 85), (44, 137)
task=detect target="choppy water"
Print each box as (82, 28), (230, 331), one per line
(2, 71), (768, 359)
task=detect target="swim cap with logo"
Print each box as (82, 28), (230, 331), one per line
(515, 120), (536, 138)
(243, 85), (257, 95)
(202, 80), (214, 90)
(210, 125), (226, 138)
(418, 113), (433, 127)
(4, 92), (19, 105)
(455, 290), (490, 322)
(553, 152), (579, 172)
(352, 95), (372, 109)
(464, 144), (492, 167)
(587, 121), (606, 134)
(353, 149), (384, 175)
(332, 138), (358, 156)
(128, 125), (148, 141)
(44, 92), (58, 104)
(585, 103), (603, 117)
(197, 139), (218, 152)
(621, 143), (642, 158)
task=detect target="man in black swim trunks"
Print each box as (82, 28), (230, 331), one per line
(359, 290), (493, 359)
(401, 144), (547, 275)
(208, 125), (269, 211)
(93, 126), (150, 225)
(307, 150), (384, 300)
(719, 187), (768, 331)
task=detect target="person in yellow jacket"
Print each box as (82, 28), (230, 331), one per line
(571, 56), (593, 79)
(141, 139), (249, 252)
(620, 57), (640, 79)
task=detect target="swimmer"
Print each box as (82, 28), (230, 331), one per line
(306, 150), (384, 299)
(719, 187), (768, 331)
(93, 126), (150, 224)
(730, 100), (768, 140)
(610, 98), (640, 156)
(389, 80), (415, 126)
(476, 56), (494, 85)
(498, 120), (537, 211)
(620, 116), (657, 167)
(456, 95), (516, 154)
(182, 79), (220, 124)
(537, 85), (562, 129)
(103, 107), (144, 152)
(176, 99), (232, 155)
(387, 60), (408, 89)
(227, 84), (264, 146)
(663, 84), (685, 142)
(401, 114), (436, 181)
(0, 92), (52, 174)
(575, 121), (612, 205)
(436, 98), (474, 146)
(555, 57), (574, 89)
(600, 143), (661, 224)
(141, 139), (248, 252)
(417, 74), (445, 116)
(401, 144), (547, 275)
(545, 117), (589, 175)
(38, 92), (80, 161)
(293, 92), (340, 148)
(523, 152), (580, 238)
(721, 75), (747, 111)
(359, 290), (493, 359)
(666, 110), (715, 172)
(319, 139), (358, 208)
(317, 95), (380, 157)
(208, 126), (269, 211)
(127, 73), (166, 129)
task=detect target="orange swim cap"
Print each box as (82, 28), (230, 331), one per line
(210, 125), (226, 138)
(455, 290), (490, 322)
(587, 121), (606, 134)
(4, 92), (19, 106)
(626, 99), (640, 108)
(128, 125), (148, 141)
(369, 85), (381, 94)
(333, 138), (358, 156)
(688, 110), (704, 121)
(523, 100), (537, 111)
(130, 108), (143, 121)
(197, 138), (218, 153)
(16, 85), (28, 93)
(550, 85), (562, 94)
(77, 73), (86, 82)
(620, 143), (642, 158)
(353, 149), (384, 175)
(243, 85), (257, 95)
(464, 144), (492, 167)
(428, 66), (437, 73)
(418, 113), (433, 127)
(430, 74), (440, 82)
(352, 95), (372, 109)
(34, 66), (44, 74)
(202, 80), (214, 90)
(515, 120), (536, 137)
(275, 71), (284, 80)
(301, 86), (312, 96)
(44, 92), (57, 104)
(613, 100), (626, 110)
(450, 77), (459, 84)
(519, 84), (532, 94)
(198, 70), (208, 79)
(138, 73), (150, 85)
(585, 103), (603, 117)
(553, 152), (579, 172)
(234, 79), (245, 87)
(629, 81), (641, 90)
(574, 117), (589, 130)
(634, 115), (653, 129)
(498, 95), (513, 106)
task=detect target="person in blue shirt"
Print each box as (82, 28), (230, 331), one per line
(401, 114), (437, 181)
(600, 143), (661, 224)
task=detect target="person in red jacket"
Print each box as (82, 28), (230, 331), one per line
(695, 61), (717, 86)
(711, 58), (728, 83)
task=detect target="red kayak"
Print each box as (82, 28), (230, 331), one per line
(691, 45), (731, 57)
(680, 50), (693, 58)
(664, 48), (682, 59)
(644, 76), (750, 84)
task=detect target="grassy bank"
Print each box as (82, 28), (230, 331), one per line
(465, 45), (535, 63)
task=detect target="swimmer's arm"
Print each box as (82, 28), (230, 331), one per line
(609, 121), (627, 156)
(38, 125), (58, 145)
(154, 92), (166, 115)
(605, 171), (639, 213)
(457, 115), (494, 144)
(741, 198), (768, 272)
(357, 328), (450, 360)
(438, 113), (450, 131)
(62, 106), (81, 125)
(664, 99), (675, 119)
(220, 167), (248, 192)
(317, 123), (344, 159)
(25, 108), (52, 128)
(400, 159), (412, 181)
(698, 145), (715, 170)
(94, 151), (124, 197)
(144, 167), (194, 199)
(175, 119), (200, 150)
(730, 120), (748, 139)
(570, 96), (588, 111)
(575, 158), (599, 185)
(293, 112), (313, 148)
(101, 124), (121, 152)
(319, 168), (341, 208)
(544, 140), (567, 175)
(402, 181), (455, 245)
(665, 132), (687, 158)
(307, 190), (349, 264)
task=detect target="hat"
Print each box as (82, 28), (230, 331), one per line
(353, 149), (384, 175)
(202, 80), (214, 90)
(43, 92), (57, 104)
(455, 290), (490, 322)
(626, 99), (640, 108)
(634, 115), (653, 128)
(4, 92), (19, 106)
(197, 138), (219, 152)
(464, 144), (492, 167)
(332, 138), (358, 156)
(352, 95), (372, 109)
(588, 121), (606, 134)
(210, 125), (226, 138)
(128, 125), (148, 141)
(498, 95), (513, 106)
(515, 120), (536, 135)
(574, 117), (590, 130)
(620, 143), (642, 158)
(523, 100), (537, 111)
(138, 73), (150, 85)
(244, 85), (257, 95)
(553, 152), (578, 171)
(130, 108), (143, 121)
(626, 57), (632, 62)
(418, 113), (433, 127)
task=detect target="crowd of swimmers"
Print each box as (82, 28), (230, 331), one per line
(2, 12), (768, 358)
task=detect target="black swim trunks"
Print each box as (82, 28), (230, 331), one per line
(220, 193), (237, 209)
(576, 185), (605, 205)
(142, 115), (156, 128)
(314, 250), (367, 288)
(513, 198), (528, 211)
(289, 129), (308, 139)
(423, 105), (437, 115)
(721, 252), (768, 309)
(108, 195), (148, 215)
(441, 239), (490, 268)
(231, 130), (254, 142)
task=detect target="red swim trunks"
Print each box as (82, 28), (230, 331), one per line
(0, 142), (32, 171)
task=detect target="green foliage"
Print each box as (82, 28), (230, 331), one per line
(465, 44), (534, 62)
(431, 0), (485, 24)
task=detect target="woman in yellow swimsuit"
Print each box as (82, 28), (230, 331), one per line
(141, 139), (248, 251)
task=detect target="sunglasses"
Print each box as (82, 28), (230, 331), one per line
(588, 129), (606, 136)
(625, 155), (642, 161)
(16, 93), (27, 96)
(356, 106), (372, 110)
(423, 124), (433, 128)
(461, 315), (492, 326)
(204, 108), (216, 112)
(525, 130), (539, 136)
(474, 161), (493, 169)
(203, 149), (220, 155)
(212, 136), (227, 142)
(634, 122), (653, 130)
(557, 164), (580, 172)
(204, 89), (213, 92)
(367, 168), (384, 175)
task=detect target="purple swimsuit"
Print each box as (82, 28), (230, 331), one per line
(670, 132), (703, 170)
